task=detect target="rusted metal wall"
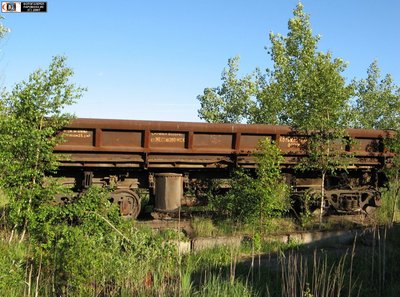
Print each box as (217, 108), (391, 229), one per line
(54, 118), (394, 169)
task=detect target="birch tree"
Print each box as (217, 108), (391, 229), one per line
(272, 4), (354, 223)
(0, 56), (85, 240)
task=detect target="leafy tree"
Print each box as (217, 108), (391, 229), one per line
(0, 17), (9, 113)
(199, 3), (355, 223)
(272, 4), (354, 223)
(354, 60), (400, 130)
(197, 4), (355, 128)
(247, 68), (287, 125)
(269, 4), (354, 130)
(0, 56), (85, 241)
(197, 56), (255, 123)
(0, 55), (180, 294)
(197, 56), (286, 125)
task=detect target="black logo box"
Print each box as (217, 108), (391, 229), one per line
(21, 2), (47, 12)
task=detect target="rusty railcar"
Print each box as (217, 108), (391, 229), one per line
(54, 118), (393, 218)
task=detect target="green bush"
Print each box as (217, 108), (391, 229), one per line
(34, 187), (180, 295)
(211, 139), (289, 226)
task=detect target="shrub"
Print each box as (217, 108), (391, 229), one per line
(211, 139), (289, 227)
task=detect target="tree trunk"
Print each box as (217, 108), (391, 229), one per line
(391, 171), (399, 225)
(320, 172), (325, 226)
(20, 117), (44, 243)
(391, 189), (398, 225)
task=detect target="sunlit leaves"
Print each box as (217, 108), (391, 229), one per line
(0, 56), (85, 233)
(212, 139), (289, 225)
(197, 56), (255, 123)
(354, 60), (400, 130)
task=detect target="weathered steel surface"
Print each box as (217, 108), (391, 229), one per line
(55, 118), (393, 169)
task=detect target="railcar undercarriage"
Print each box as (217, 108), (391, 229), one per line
(55, 166), (384, 219)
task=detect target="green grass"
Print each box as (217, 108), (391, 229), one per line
(377, 186), (400, 224)
(1, 210), (400, 296)
(192, 217), (218, 237)
(191, 216), (299, 238)
(0, 189), (9, 209)
(0, 237), (26, 296)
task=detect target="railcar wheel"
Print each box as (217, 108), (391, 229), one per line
(110, 189), (141, 219)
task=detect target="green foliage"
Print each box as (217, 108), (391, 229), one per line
(211, 139), (289, 225)
(269, 4), (354, 130)
(297, 190), (318, 228)
(274, 5), (354, 221)
(269, 4), (355, 223)
(197, 3), (354, 127)
(379, 134), (400, 224)
(0, 38), (181, 296)
(198, 4), (355, 224)
(0, 188), (8, 209)
(0, 187), (181, 296)
(44, 188), (178, 295)
(378, 185), (400, 224)
(197, 56), (255, 123)
(192, 246), (237, 268)
(0, 56), (85, 236)
(296, 132), (353, 177)
(0, 16), (9, 39)
(353, 60), (400, 130)
(252, 139), (289, 219)
(196, 2), (400, 223)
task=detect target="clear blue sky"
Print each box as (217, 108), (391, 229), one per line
(1, 0), (399, 122)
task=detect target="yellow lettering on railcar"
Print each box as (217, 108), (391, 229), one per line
(63, 130), (92, 138)
(150, 132), (185, 143)
(209, 135), (223, 145)
(280, 136), (306, 149)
